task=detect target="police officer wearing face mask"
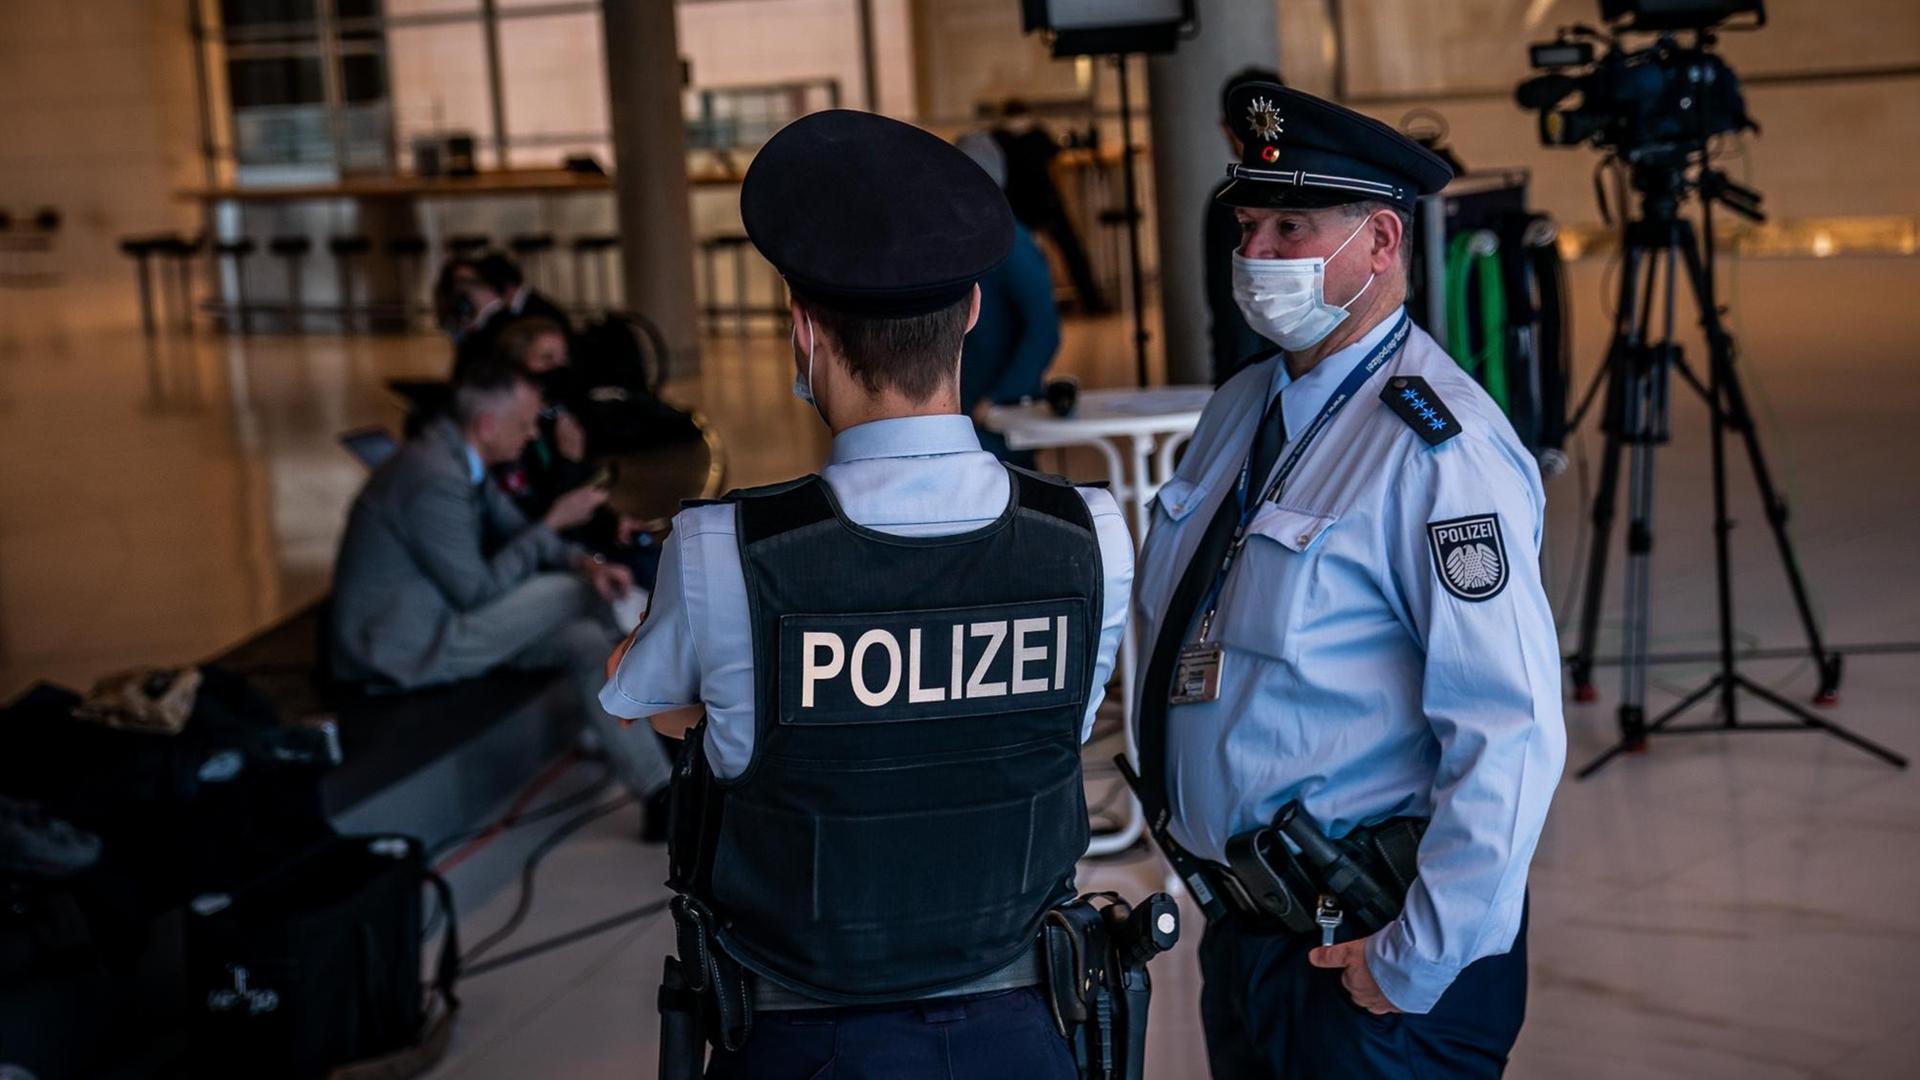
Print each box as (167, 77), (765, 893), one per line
(1130, 83), (1565, 1078)
(600, 109), (1134, 1079)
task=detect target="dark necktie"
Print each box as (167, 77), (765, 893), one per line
(1135, 390), (1287, 822)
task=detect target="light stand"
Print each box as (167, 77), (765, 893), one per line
(1113, 55), (1152, 388)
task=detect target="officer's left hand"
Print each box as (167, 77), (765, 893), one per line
(1308, 934), (1401, 1015)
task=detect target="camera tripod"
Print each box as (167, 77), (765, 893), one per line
(1564, 163), (1908, 779)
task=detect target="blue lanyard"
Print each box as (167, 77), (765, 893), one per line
(1197, 313), (1410, 640)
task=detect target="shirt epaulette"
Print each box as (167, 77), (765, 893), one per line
(1381, 375), (1461, 447)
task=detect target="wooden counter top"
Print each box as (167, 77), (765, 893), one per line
(179, 167), (745, 202)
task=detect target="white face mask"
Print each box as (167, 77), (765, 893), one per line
(1231, 213), (1379, 353)
(791, 310), (819, 412)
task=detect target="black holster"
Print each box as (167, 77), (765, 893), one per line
(655, 892), (758, 1077)
(1042, 893), (1179, 1080)
(657, 956), (705, 1080)
(1215, 805), (1428, 936)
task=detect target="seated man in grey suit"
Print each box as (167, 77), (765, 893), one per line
(330, 355), (672, 822)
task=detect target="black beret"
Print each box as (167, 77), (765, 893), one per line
(1218, 84), (1453, 213)
(741, 109), (1014, 316)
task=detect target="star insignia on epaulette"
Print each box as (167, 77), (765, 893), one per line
(1382, 376), (1461, 447)
(1246, 96), (1284, 143)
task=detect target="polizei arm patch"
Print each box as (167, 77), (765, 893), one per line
(777, 598), (1090, 726)
(1428, 513), (1509, 601)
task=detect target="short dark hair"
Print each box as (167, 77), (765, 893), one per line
(494, 316), (567, 368)
(474, 252), (523, 292)
(1343, 199), (1415, 278)
(1220, 66), (1284, 120)
(799, 291), (972, 404)
(452, 354), (532, 425)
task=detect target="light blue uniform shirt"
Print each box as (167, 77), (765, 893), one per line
(602, 414), (1134, 778)
(1134, 310), (1565, 1014)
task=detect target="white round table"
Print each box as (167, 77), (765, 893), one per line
(983, 385), (1214, 855)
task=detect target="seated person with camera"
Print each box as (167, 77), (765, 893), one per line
(475, 316), (593, 517)
(483, 316), (665, 589)
(329, 356), (672, 816)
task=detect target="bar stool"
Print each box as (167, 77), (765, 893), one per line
(699, 233), (778, 337)
(165, 234), (206, 335)
(213, 238), (257, 334)
(118, 233), (201, 336)
(509, 233), (555, 288)
(119, 234), (168, 337)
(386, 236), (429, 325)
(570, 234), (619, 315)
(448, 234), (491, 258)
(698, 234), (749, 337)
(148, 233), (201, 334)
(268, 235), (313, 333)
(328, 234), (372, 333)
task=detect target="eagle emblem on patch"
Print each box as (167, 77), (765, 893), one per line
(1246, 96), (1283, 142)
(1428, 514), (1508, 602)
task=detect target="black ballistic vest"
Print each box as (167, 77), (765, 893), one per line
(678, 467), (1102, 1003)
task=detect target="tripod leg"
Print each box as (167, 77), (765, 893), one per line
(1569, 372), (1625, 701)
(1735, 676), (1908, 768)
(1676, 236), (1841, 704)
(1569, 242), (1649, 700)
(1683, 217), (1741, 728)
(1617, 374), (1660, 750)
(1577, 674), (1724, 781)
(1614, 241), (1674, 752)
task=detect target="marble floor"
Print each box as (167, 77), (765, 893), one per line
(2, 255), (1918, 1077)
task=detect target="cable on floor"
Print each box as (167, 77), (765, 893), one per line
(462, 896), (673, 979)
(459, 792), (637, 969)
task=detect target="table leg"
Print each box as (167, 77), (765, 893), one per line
(1124, 433), (1155, 544)
(1153, 430), (1194, 492)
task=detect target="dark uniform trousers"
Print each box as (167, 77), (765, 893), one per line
(703, 987), (1078, 1080)
(1199, 905), (1528, 1079)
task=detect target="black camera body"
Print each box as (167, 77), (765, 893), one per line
(1517, 0), (1761, 164)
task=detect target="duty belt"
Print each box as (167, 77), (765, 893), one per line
(659, 891), (1179, 1080)
(1212, 810), (1428, 938)
(751, 941), (1048, 1012)
(666, 893), (1052, 1052)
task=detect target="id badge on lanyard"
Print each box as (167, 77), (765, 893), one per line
(1168, 316), (1409, 706)
(1171, 641), (1225, 706)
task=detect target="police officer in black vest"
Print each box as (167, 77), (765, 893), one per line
(601, 110), (1141, 1079)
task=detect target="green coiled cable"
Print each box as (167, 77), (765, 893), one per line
(1445, 230), (1509, 414)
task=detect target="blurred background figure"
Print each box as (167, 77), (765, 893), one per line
(992, 98), (1109, 315)
(1206, 66), (1284, 385)
(475, 251), (573, 337)
(449, 251), (573, 380)
(432, 253), (498, 346)
(955, 131), (1062, 466)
